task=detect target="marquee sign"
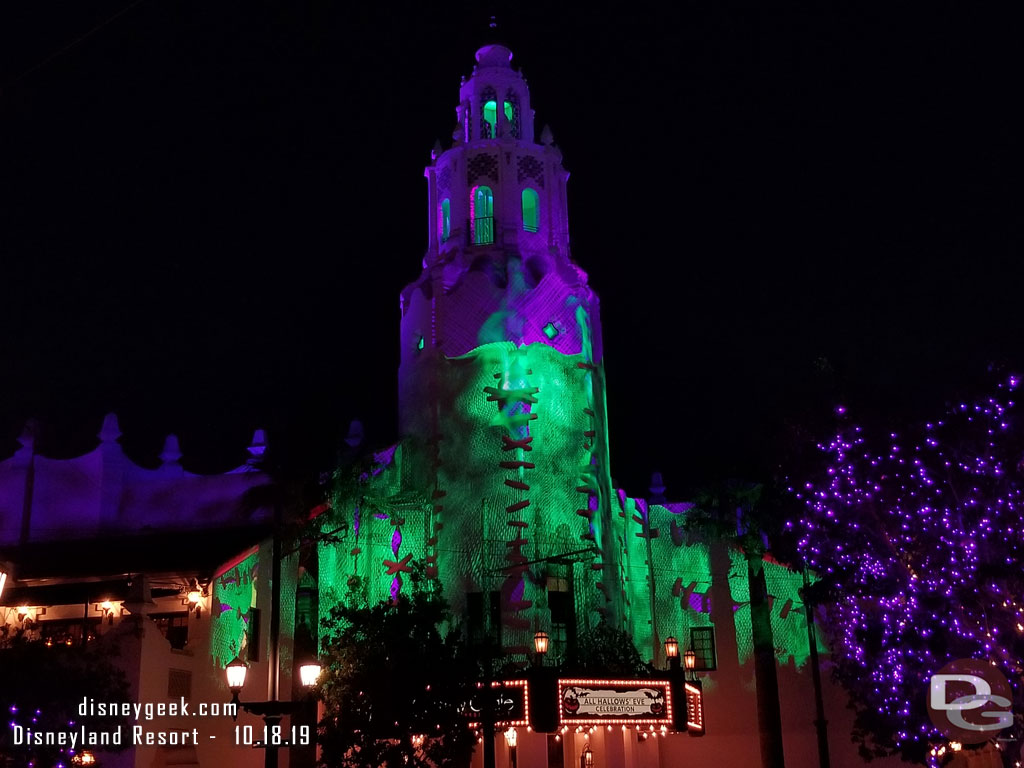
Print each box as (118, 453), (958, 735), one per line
(684, 680), (705, 736)
(464, 679), (529, 727)
(558, 679), (673, 725)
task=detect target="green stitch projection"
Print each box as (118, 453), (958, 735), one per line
(727, 549), (825, 668)
(320, 336), (614, 654)
(210, 551), (259, 668)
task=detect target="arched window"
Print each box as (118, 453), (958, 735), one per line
(440, 198), (451, 242)
(521, 188), (539, 232)
(504, 90), (520, 139)
(480, 87), (497, 138)
(472, 185), (494, 245)
(482, 87), (515, 139)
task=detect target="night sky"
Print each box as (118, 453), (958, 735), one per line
(1, 2), (1019, 498)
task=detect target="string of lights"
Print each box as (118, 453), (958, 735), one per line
(787, 374), (1024, 762)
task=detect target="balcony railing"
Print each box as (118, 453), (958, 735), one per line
(470, 216), (494, 245)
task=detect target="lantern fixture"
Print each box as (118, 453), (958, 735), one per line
(0, 563), (9, 603)
(226, 657), (248, 693)
(504, 726), (518, 748)
(534, 630), (549, 656)
(582, 744), (594, 767)
(664, 636), (679, 670)
(684, 649), (696, 670)
(298, 658), (323, 688)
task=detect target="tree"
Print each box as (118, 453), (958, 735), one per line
(684, 481), (793, 768)
(790, 373), (1024, 765)
(0, 630), (131, 768)
(316, 573), (478, 768)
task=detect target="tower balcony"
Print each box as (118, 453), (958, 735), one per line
(468, 216), (495, 246)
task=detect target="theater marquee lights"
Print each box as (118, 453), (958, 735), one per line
(557, 679), (673, 726)
(684, 681), (705, 736)
(466, 679), (530, 728)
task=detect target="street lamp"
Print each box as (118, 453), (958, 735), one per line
(504, 726), (518, 768)
(534, 630), (549, 666)
(225, 651), (317, 768)
(664, 636), (679, 670)
(226, 656), (249, 698)
(684, 651), (700, 684)
(225, 651), (320, 768)
(298, 657), (323, 688)
(225, 656), (320, 705)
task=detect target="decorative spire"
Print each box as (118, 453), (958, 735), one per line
(649, 472), (667, 504)
(344, 420), (365, 450)
(431, 139), (442, 160)
(541, 124), (554, 146)
(98, 412), (121, 443)
(160, 434), (182, 465)
(247, 428), (267, 463)
(17, 419), (37, 449)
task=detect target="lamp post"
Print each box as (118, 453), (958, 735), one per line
(225, 655), (322, 768)
(224, 502), (322, 768)
(802, 569), (831, 768)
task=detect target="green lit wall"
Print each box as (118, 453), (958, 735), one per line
(210, 550), (259, 668)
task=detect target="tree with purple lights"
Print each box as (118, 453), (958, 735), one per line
(790, 374), (1024, 764)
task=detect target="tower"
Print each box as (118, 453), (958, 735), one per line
(393, 43), (620, 657)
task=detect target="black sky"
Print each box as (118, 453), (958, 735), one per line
(0, 1), (1020, 497)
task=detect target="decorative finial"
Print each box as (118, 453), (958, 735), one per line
(122, 575), (156, 617)
(649, 471), (667, 504)
(98, 412), (121, 443)
(17, 419), (38, 448)
(247, 428), (267, 462)
(489, 14), (497, 30)
(160, 434), (182, 465)
(431, 139), (442, 161)
(344, 420), (365, 450)
(540, 124), (555, 146)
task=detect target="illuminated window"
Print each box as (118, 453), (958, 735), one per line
(440, 198), (451, 242)
(522, 188), (539, 232)
(472, 185), (494, 245)
(480, 88), (498, 138)
(482, 92), (514, 138)
(417, 336), (425, 351)
(504, 91), (520, 138)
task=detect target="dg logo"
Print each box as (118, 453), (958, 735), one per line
(928, 659), (1014, 744)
